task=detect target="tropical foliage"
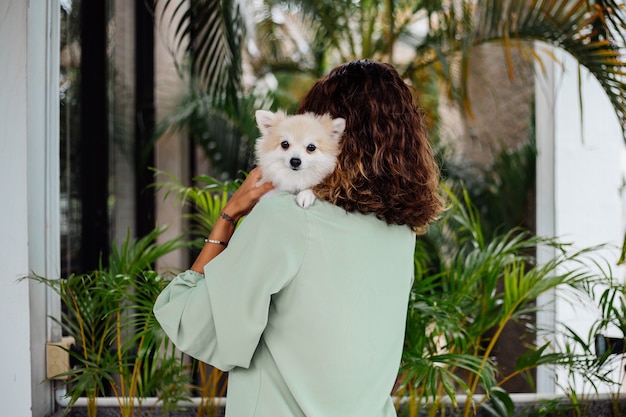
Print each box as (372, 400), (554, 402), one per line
(398, 187), (618, 417)
(440, 137), (537, 240)
(155, 0), (626, 177)
(152, 168), (244, 246)
(26, 229), (192, 417)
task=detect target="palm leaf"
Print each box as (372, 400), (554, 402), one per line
(159, 0), (244, 101)
(411, 0), (626, 138)
(152, 169), (243, 240)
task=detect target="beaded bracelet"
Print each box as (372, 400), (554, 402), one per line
(204, 239), (228, 247)
(220, 212), (238, 228)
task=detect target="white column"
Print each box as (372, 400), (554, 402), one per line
(534, 44), (557, 394)
(535, 45), (625, 394)
(552, 49), (624, 393)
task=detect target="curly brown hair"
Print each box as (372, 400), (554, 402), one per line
(297, 60), (445, 233)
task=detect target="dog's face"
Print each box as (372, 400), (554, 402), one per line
(255, 110), (345, 192)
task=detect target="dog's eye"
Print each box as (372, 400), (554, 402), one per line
(306, 144), (316, 152)
(281, 141), (289, 150)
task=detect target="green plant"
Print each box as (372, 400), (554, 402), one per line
(155, 0), (265, 178)
(153, 84), (274, 179)
(155, 0), (626, 180)
(26, 228), (189, 417)
(441, 138), (537, 241)
(398, 187), (616, 417)
(194, 363), (228, 417)
(153, 169), (244, 246)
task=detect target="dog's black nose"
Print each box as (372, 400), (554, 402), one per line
(290, 158), (301, 169)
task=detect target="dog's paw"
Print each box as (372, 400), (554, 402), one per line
(296, 189), (316, 208)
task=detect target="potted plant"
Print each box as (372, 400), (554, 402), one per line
(27, 228), (192, 417)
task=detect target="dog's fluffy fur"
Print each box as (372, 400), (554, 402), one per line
(255, 110), (345, 208)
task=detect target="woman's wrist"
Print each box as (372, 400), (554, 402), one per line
(221, 200), (245, 222)
(204, 238), (228, 247)
(207, 213), (236, 244)
(219, 211), (238, 228)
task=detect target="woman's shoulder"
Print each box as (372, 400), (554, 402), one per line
(247, 191), (344, 226)
(254, 191), (301, 211)
(246, 192), (308, 224)
(243, 190), (413, 246)
(254, 191), (337, 212)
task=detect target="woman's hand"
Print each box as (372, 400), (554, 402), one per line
(222, 167), (275, 221)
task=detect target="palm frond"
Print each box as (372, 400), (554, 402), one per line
(153, 82), (273, 177)
(108, 226), (185, 277)
(159, 0), (245, 103)
(413, 0), (626, 138)
(152, 169), (243, 240)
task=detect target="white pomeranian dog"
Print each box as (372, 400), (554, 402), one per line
(254, 109), (346, 208)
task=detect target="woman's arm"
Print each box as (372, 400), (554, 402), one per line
(190, 167), (274, 273)
(154, 185), (306, 370)
(154, 167), (273, 368)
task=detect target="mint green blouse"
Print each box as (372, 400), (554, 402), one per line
(153, 192), (415, 417)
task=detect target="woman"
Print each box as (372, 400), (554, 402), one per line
(154, 59), (445, 417)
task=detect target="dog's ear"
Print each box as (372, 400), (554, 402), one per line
(255, 110), (276, 136)
(331, 118), (346, 141)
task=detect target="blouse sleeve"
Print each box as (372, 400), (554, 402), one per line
(153, 195), (308, 371)
(152, 269), (220, 363)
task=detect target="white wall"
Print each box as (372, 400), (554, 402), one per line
(0, 1), (60, 416)
(553, 49), (625, 393)
(0, 1), (36, 415)
(536, 47), (625, 393)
